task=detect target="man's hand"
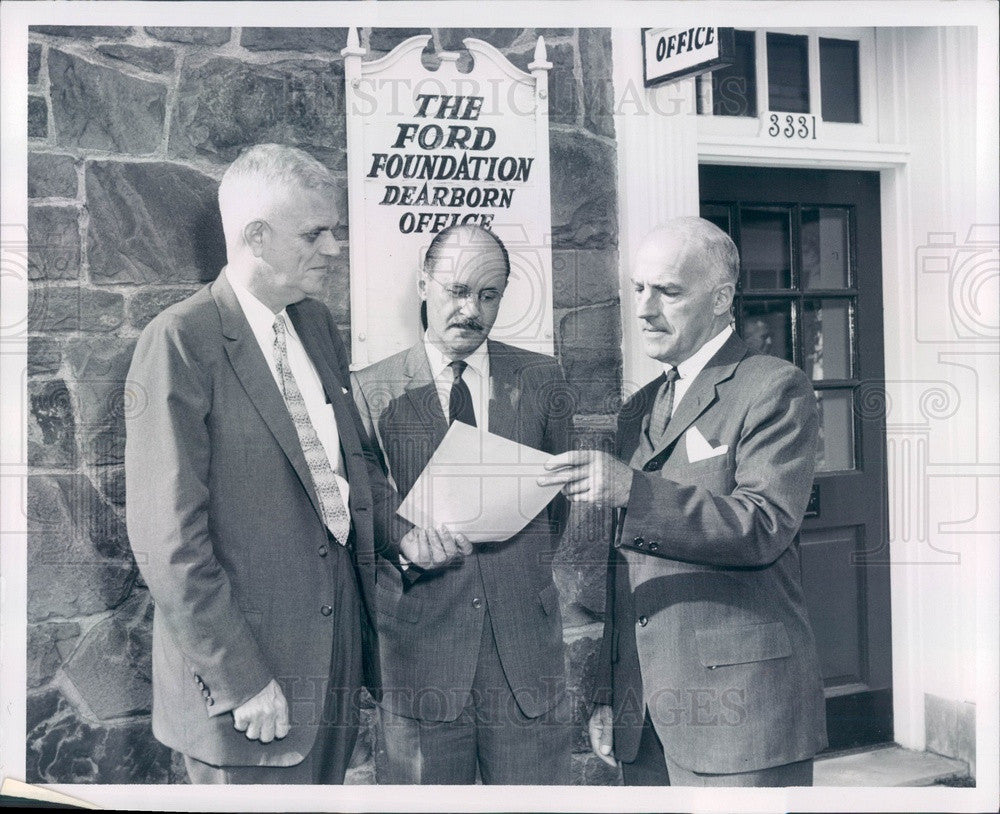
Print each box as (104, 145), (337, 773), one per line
(538, 451), (635, 508)
(400, 525), (473, 570)
(233, 678), (289, 743)
(588, 703), (617, 766)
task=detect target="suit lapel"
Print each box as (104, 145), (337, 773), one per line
(643, 332), (749, 464)
(212, 275), (324, 523)
(402, 343), (450, 440)
(486, 340), (517, 441)
(619, 375), (663, 459)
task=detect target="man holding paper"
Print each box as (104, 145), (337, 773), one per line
(539, 217), (827, 786)
(352, 224), (572, 784)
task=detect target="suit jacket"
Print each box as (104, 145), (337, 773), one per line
(351, 340), (570, 722)
(124, 273), (408, 767)
(593, 332), (828, 774)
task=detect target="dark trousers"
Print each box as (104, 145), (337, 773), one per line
(621, 709), (813, 787)
(185, 541), (363, 784)
(378, 610), (571, 785)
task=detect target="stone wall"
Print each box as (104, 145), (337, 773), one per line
(26, 25), (621, 784)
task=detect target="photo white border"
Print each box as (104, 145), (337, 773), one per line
(2, 2), (997, 812)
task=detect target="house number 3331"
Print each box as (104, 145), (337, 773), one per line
(762, 112), (818, 140)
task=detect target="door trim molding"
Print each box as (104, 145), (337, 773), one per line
(697, 138), (910, 170)
(611, 27), (701, 396)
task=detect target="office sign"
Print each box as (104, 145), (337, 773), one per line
(642, 27), (735, 87)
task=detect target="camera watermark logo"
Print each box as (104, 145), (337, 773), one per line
(915, 224), (999, 344)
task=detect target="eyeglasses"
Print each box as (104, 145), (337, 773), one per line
(427, 274), (505, 306)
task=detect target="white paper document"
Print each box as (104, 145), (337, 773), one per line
(396, 421), (563, 542)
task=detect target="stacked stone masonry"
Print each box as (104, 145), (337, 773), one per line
(26, 26), (622, 784)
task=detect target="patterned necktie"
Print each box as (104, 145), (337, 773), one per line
(448, 360), (477, 427)
(272, 315), (351, 544)
(648, 366), (680, 443)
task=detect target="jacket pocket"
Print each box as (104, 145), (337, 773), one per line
(680, 453), (731, 476)
(695, 622), (792, 668)
(375, 580), (421, 623)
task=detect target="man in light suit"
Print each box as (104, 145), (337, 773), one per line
(125, 144), (466, 784)
(351, 224), (573, 784)
(540, 217), (827, 786)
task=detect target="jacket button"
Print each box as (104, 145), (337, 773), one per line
(194, 674), (202, 683)
(206, 697), (215, 706)
(637, 615), (648, 627)
(648, 542), (659, 552)
(321, 604), (333, 616)
(472, 598), (483, 609)
(318, 545), (329, 557)
(201, 688), (210, 698)
(633, 537), (644, 547)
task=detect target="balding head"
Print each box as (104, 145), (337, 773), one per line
(631, 217), (738, 367)
(636, 216), (739, 288)
(423, 224), (511, 279)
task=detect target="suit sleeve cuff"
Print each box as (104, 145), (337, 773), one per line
(617, 472), (673, 558)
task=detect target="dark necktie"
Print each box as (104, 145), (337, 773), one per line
(648, 366), (680, 443)
(448, 360), (477, 427)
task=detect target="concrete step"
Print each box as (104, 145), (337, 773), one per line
(815, 744), (970, 786)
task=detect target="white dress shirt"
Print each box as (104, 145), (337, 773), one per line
(667, 324), (734, 416)
(227, 269), (351, 519)
(423, 333), (491, 428)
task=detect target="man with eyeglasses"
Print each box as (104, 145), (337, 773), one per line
(351, 223), (574, 784)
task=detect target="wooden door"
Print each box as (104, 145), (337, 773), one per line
(700, 165), (891, 750)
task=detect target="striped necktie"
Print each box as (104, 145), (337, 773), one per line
(273, 315), (351, 544)
(648, 366), (680, 444)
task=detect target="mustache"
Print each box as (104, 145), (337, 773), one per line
(448, 319), (485, 332)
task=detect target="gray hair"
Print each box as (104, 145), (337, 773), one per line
(657, 215), (740, 286)
(671, 216), (740, 287)
(218, 144), (337, 247)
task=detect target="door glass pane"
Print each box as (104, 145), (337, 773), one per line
(740, 299), (793, 363)
(712, 29), (757, 117)
(820, 38), (861, 123)
(815, 388), (855, 471)
(767, 33), (810, 113)
(803, 298), (852, 380)
(802, 207), (851, 288)
(740, 208), (792, 289)
(700, 204), (731, 235)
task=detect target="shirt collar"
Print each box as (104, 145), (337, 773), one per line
(423, 332), (489, 380)
(227, 268), (289, 338)
(668, 324), (734, 381)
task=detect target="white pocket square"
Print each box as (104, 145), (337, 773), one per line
(685, 425), (729, 463)
(341, 386), (349, 395)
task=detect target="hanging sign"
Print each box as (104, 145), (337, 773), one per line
(343, 30), (554, 366)
(642, 27), (735, 87)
